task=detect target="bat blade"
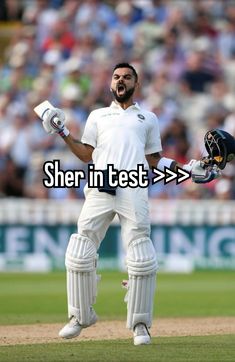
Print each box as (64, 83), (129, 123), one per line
(33, 100), (54, 120)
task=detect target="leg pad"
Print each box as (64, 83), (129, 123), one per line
(126, 238), (157, 329)
(65, 234), (98, 325)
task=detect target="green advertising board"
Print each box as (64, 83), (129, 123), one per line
(0, 223), (234, 271)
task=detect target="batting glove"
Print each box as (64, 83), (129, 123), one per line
(182, 159), (197, 173)
(183, 159), (221, 183)
(191, 160), (221, 183)
(42, 108), (70, 138)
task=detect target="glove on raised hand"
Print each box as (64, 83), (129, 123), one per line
(42, 108), (69, 137)
(183, 159), (221, 183)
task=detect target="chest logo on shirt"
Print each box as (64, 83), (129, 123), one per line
(137, 114), (145, 122)
(101, 112), (120, 117)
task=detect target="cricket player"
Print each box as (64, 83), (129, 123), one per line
(40, 63), (223, 345)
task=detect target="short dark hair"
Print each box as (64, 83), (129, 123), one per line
(113, 62), (138, 81)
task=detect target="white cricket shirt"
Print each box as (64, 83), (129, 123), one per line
(81, 101), (162, 170)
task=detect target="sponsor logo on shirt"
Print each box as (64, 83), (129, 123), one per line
(101, 112), (120, 117)
(137, 114), (145, 122)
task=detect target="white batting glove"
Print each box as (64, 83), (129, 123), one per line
(42, 108), (70, 138)
(183, 159), (221, 183)
(182, 159), (197, 173)
(191, 160), (221, 183)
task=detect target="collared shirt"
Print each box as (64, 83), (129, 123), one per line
(81, 101), (162, 170)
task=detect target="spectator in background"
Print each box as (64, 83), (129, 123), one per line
(106, 2), (136, 51)
(74, 0), (116, 44)
(149, 28), (186, 83)
(0, 156), (25, 197)
(224, 98), (235, 137)
(180, 51), (217, 93)
(133, 6), (165, 54)
(161, 118), (190, 165)
(191, 10), (218, 39)
(214, 178), (234, 200)
(41, 14), (76, 59)
(23, 0), (60, 49)
(217, 15), (235, 61)
(0, 0), (23, 21)
(0, 0), (234, 200)
(59, 57), (91, 108)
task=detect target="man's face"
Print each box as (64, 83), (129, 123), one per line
(110, 67), (137, 103)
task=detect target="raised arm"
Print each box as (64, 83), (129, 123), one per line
(146, 152), (178, 170)
(37, 106), (94, 163)
(62, 134), (94, 163)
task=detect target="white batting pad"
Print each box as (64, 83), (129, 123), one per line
(126, 238), (157, 329)
(65, 234), (99, 325)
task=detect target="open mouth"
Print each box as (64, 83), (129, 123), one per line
(117, 84), (126, 96)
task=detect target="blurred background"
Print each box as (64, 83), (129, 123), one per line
(0, 0), (234, 272)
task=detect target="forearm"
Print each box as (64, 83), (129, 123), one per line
(146, 153), (188, 171)
(62, 134), (93, 163)
(147, 153), (219, 183)
(146, 153), (178, 170)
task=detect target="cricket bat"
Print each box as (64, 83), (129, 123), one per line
(33, 100), (55, 120)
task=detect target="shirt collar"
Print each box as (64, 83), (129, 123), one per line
(110, 101), (140, 111)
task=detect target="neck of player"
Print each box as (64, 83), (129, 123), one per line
(115, 98), (134, 110)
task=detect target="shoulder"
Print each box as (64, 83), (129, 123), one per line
(137, 108), (159, 124)
(87, 107), (111, 122)
(142, 110), (158, 119)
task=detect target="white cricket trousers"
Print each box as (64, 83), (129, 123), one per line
(68, 186), (157, 330)
(77, 186), (151, 249)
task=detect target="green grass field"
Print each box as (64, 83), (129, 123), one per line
(0, 270), (235, 361)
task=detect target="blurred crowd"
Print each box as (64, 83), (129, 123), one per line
(0, 0), (235, 200)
